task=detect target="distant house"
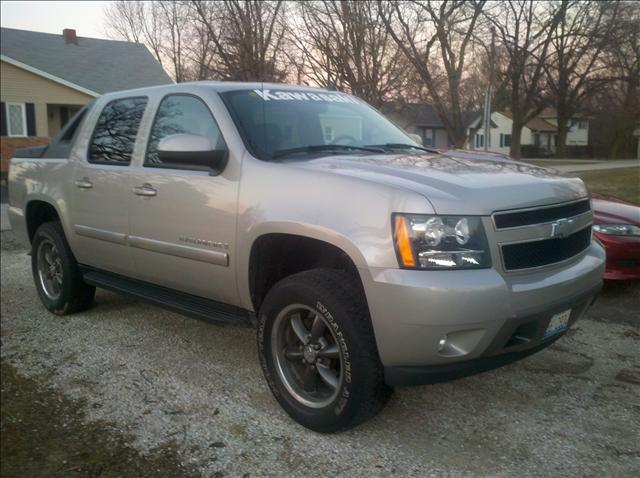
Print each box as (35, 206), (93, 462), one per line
(467, 108), (589, 156)
(539, 107), (589, 147)
(381, 102), (451, 148)
(0, 27), (172, 175)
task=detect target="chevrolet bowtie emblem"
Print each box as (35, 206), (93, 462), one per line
(550, 218), (574, 239)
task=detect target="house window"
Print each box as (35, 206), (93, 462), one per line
(532, 133), (540, 147)
(6, 102), (27, 137)
(577, 120), (587, 130)
(324, 126), (335, 142)
(422, 128), (435, 147)
(475, 133), (484, 148)
(500, 133), (513, 148)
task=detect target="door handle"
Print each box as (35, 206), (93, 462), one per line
(75, 177), (93, 189)
(133, 183), (157, 197)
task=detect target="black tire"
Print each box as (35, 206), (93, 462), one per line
(257, 268), (391, 433)
(31, 221), (95, 315)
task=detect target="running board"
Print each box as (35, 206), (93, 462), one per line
(80, 267), (254, 326)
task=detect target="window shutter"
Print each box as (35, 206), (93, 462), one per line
(26, 103), (36, 136)
(0, 102), (6, 136)
(499, 134), (503, 148)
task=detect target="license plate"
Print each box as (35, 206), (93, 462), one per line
(545, 309), (571, 337)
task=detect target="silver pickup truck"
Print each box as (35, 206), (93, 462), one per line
(8, 82), (605, 432)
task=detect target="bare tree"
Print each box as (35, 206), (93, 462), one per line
(105, 1), (165, 70)
(191, 0), (289, 82)
(590, 1), (640, 158)
(291, 1), (408, 107)
(544, 0), (619, 157)
(106, 1), (289, 83)
(380, 0), (486, 147)
(483, 1), (562, 158)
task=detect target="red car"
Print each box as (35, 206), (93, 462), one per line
(592, 193), (640, 280)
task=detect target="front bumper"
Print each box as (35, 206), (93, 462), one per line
(383, 284), (600, 386)
(359, 242), (605, 386)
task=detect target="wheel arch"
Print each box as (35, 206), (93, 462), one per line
(25, 198), (62, 243)
(246, 229), (368, 313)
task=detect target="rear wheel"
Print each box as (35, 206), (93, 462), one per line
(31, 221), (95, 315)
(257, 269), (391, 432)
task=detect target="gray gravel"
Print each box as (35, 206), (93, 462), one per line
(1, 231), (639, 477)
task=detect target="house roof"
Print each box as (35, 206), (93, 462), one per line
(381, 102), (445, 128)
(526, 117), (557, 132)
(466, 112), (498, 129)
(0, 27), (172, 95)
(498, 111), (557, 132)
(538, 107), (589, 120)
(381, 103), (496, 129)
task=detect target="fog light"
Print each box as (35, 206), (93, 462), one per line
(437, 329), (486, 357)
(438, 336), (447, 351)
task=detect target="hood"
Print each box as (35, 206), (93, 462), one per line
(287, 152), (588, 215)
(592, 193), (640, 225)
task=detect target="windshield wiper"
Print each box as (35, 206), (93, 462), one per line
(271, 144), (384, 159)
(365, 143), (440, 154)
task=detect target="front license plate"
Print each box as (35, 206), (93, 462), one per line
(545, 309), (571, 337)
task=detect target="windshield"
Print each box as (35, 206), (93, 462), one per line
(220, 88), (416, 160)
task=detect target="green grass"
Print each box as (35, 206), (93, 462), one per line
(574, 167), (640, 204)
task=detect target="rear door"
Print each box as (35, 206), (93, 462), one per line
(127, 93), (240, 305)
(70, 96), (147, 275)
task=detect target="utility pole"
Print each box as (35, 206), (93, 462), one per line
(483, 27), (496, 152)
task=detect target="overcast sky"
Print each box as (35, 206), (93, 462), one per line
(1, 1), (112, 39)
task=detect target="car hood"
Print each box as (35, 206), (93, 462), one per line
(288, 152), (588, 215)
(592, 194), (640, 225)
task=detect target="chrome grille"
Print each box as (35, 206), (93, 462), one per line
(493, 199), (591, 229)
(493, 199), (593, 271)
(501, 226), (592, 270)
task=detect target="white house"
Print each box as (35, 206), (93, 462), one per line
(467, 108), (589, 155)
(539, 107), (589, 146)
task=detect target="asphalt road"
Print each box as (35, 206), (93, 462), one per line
(1, 231), (639, 477)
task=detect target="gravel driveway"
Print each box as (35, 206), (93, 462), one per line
(1, 231), (639, 477)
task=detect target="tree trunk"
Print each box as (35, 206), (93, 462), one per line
(510, 118), (523, 159)
(555, 120), (569, 158)
(555, 103), (570, 158)
(452, 122), (467, 148)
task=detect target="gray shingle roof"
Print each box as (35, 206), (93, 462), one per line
(1, 27), (173, 95)
(381, 102), (445, 128)
(382, 103), (497, 129)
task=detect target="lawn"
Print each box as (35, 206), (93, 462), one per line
(573, 167), (640, 204)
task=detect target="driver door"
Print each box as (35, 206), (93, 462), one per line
(127, 93), (240, 305)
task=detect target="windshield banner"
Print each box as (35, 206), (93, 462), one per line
(252, 89), (359, 104)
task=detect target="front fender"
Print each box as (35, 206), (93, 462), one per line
(235, 156), (433, 310)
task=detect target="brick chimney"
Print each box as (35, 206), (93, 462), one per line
(63, 28), (77, 45)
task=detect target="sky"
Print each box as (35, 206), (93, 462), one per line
(1, 1), (112, 39)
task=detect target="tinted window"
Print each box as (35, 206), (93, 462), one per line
(220, 89), (413, 160)
(146, 95), (223, 166)
(89, 97), (147, 164)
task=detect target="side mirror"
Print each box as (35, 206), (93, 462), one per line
(407, 133), (423, 146)
(157, 134), (227, 174)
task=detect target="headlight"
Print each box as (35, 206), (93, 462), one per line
(593, 224), (640, 236)
(393, 214), (491, 269)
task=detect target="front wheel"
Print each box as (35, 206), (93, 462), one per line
(257, 269), (391, 433)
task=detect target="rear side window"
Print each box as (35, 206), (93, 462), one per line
(89, 97), (147, 165)
(145, 94), (224, 166)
